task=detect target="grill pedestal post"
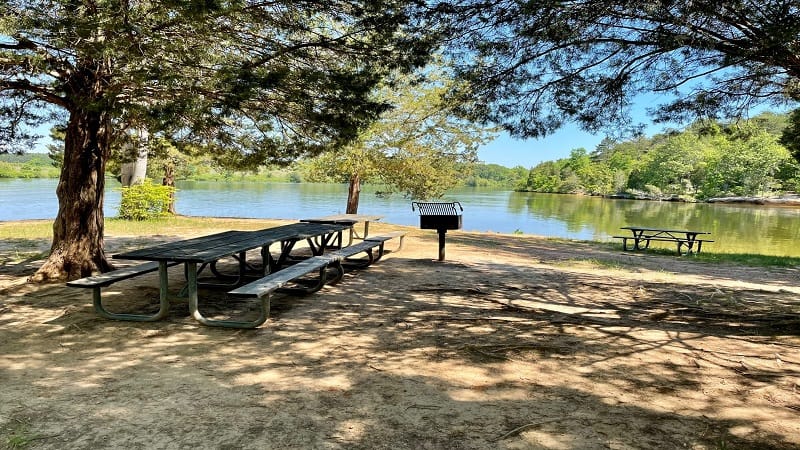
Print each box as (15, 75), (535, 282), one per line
(437, 229), (447, 262)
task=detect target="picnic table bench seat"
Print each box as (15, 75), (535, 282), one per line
(327, 231), (407, 269)
(365, 230), (407, 252)
(66, 261), (180, 321)
(223, 255), (337, 328)
(327, 238), (386, 269)
(229, 232), (406, 300)
(224, 232), (406, 328)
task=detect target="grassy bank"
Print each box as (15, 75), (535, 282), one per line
(595, 241), (800, 267)
(0, 216), (288, 240)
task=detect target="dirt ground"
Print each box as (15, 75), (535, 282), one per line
(1, 219), (799, 449)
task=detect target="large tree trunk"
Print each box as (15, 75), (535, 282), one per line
(346, 173), (361, 214)
(30, 108), (112, 282)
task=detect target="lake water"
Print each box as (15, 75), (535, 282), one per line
(3, 178), (800, 256)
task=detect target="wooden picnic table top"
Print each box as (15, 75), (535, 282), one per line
(620, 226), (710, 235)
(301, 213), (383, 223)
(114, 222), (351, 264)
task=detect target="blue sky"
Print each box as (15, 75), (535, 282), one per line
(476, 93), (794, 168)
(477, 126), (605, 169)
(477, 120), (679, 169)
(476, 92), (679, 168)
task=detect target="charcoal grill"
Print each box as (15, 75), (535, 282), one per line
(412, 201), (463, 261)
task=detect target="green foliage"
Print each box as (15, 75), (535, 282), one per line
(438, 1), (800, 138)
(525, 160), (562, 192)
(464, 164), (527, 188)
(780, 108), (800, 161)
(2, 0), (434, 278)
(701, 128), (791, 197)
(2, 1), (431, 159)
(5, 425), (37, 449)
(46, 126), (65, 168)
(0, 154), (60, 178)
(118, 180), (175, 221)
(519, 114), (796, 199)
(303, 62), (496, 205)
(632, 133), (707, 197)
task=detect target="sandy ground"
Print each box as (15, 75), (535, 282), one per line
(1, 220), (799, 449)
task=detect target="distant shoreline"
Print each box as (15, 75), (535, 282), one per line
(600, 192), (800, 206)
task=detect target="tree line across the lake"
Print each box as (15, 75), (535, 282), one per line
(519, 111), (800, 201)
(6, 109), (800, 203)
(0, 152), (528, 190)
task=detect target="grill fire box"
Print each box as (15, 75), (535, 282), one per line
(412, 201), (463, 261)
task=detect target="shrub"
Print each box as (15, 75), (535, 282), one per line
(118, 180), (175, 220)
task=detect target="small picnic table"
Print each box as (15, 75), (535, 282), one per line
(301, 213), (383, 247)
(615, 226), (713, 255)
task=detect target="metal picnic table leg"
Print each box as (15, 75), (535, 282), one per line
(187, 262), (269, 329)
(92, 261), (171, 322)
(351, 221), (370, 242)
(308, 230), (344, 254)
(633, 231), (645, 250)
(275, 240), (298, 268)
(681, 233), (696, 255)
(201, 251), (249, 288)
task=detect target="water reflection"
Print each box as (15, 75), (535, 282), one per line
(510, 192), (800, 256)
(2, 179), (800, 256)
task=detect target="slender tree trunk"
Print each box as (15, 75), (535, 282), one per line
(120, 129), (149, 186)
(346, 173), (361, 214)
(30, 108), (112, 282)
(163, 161), (177, 215)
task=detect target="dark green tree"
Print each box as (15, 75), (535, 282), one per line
(780, 108), (800, 161)
(435, 1), (800, 138)
(1, 1), (428, 280)
(45, 125), (65, 169)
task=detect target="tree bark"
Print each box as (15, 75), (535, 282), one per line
(120, 129), (149, 186)
(346, 173), (361, 214)
(163, 161), (177, 215)
(30, 108), (112, 282)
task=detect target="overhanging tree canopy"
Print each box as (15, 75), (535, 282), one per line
(433, 0), (800, 138)
(0, 0), (429, 281)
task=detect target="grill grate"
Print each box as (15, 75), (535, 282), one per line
(412, 201), (463, 216)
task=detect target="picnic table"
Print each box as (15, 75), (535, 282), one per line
(614, 226), (713, 255)
(110, 222), (351, 326)
(301, 213), (383, 246)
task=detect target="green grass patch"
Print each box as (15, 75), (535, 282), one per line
(692, 251), (800, 267)
(597, 239), (800, 267)
(4, 423), (38, 449)
(552, 257), (627, 271)
(0, 216), (287, 241)
(104, 216), (285, 236)
(0, 221), (53, 240)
